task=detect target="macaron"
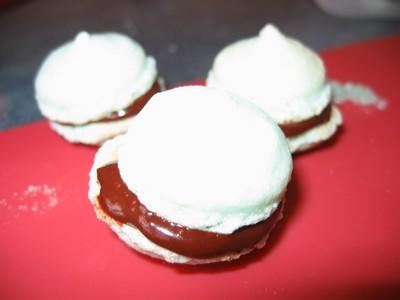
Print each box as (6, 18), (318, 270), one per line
(89, 86), (292, 264)
(207, 24), (342, 153)
(35, 31), (163, 145)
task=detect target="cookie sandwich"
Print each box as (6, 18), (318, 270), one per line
(207, 24), (342, 152)
(89, 86), (292, 264)
(35, 31), (162, 145)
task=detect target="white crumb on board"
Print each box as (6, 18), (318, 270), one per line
(330, 80), (387, 110)
(0, 184), (59, 217)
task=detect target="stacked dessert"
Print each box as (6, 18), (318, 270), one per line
(35, 31), (162, 145)
(89, 86), (292, 264)
(207, 24), (342, 152)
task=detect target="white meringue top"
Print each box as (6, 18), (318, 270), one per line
(118, 86), (292, 234)
(35, 31), (157, 124)
(207, 24), (331, 124)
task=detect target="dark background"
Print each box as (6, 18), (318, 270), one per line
(1, 0), (399, 129)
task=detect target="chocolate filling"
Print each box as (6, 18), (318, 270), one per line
(279, 104), (332, 137)
(97, 163), (282, 259)
(57, 80), (161, 126)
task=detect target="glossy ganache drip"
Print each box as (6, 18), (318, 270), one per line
(97, 163), (282, 258)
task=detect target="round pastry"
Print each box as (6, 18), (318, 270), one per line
(207, 24), (342, 153)
(35, 31), (163, 145)
(89, 86), (292, 264)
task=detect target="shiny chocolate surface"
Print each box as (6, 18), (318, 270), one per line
(97, 163), (282, 258)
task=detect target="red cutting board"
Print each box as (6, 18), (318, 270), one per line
(1, 36), (400, 300)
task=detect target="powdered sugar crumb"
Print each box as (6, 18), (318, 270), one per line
(1, 184), (60, 216)
(330, 80), (387, 110)
(0, 198), (9, 208)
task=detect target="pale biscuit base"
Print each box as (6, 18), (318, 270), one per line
(287, 105), (343, 153)
(88, 136), (284, 264)
(51, 116), (134, 145)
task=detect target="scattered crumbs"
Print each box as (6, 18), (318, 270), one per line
(18, 204), (28, 211)
(1, 184), (60, 217)
(330, 80), (387, 110)
(0, 198), (12, 211)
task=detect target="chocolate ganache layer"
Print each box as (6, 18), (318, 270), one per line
(96, 163), (282, 259)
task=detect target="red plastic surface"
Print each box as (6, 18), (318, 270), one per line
(1, 36), (400, 299)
